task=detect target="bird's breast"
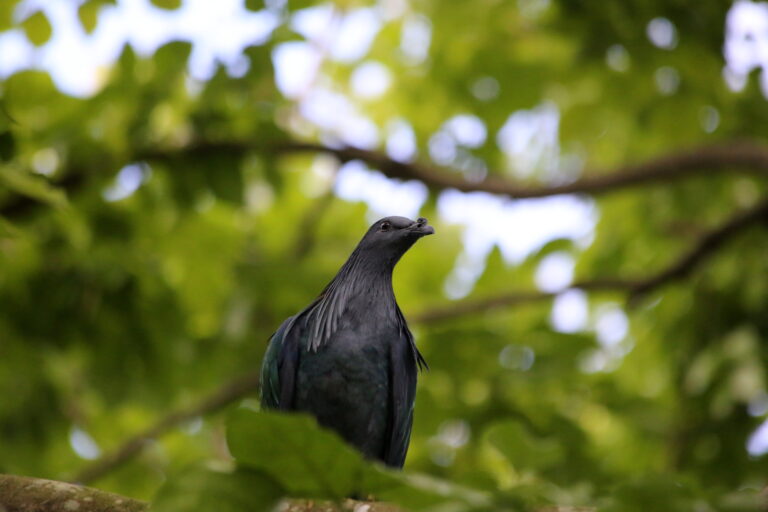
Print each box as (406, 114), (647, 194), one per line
(294, 306), (400, 460)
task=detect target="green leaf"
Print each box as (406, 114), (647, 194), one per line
(150, 0), (181, 10)
(226, 410), (491, 510)
(484, 420), (564, 471)
(378, 473), (492, 511)
(244, 0), (262, 11)
(207, 165), (244, 204)
(78, 0), (115, 34)
(226, 409), (375, 499)
(605, 475), (699, 512)
(0, 131), (15, 161)
(151, 467), (283, 512)
(154, 41), (193, 77)
(0, 0), (20, 32)
(0, 167), (67, 209)
(21, 11), (52, 46)
(0, 100), (15, 132)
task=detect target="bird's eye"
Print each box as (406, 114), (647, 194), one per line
(380, 221), (391, 231)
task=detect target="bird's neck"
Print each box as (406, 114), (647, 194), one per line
(331, 247), (397, 307)
(351, 269), (396, 309)
(306, 247), (400, 349)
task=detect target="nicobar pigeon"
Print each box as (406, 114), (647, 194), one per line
(260, 216), (434, 468)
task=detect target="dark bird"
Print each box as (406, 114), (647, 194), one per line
(260, 216), (434, 468)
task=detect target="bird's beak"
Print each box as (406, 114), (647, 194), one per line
(410, 217), (435, 236)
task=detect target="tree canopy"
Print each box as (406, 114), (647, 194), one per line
(1, 0), (768, 510)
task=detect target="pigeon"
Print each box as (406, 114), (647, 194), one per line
(260, 216), (433, 468)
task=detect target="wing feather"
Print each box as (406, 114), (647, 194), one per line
(260, 316), (302, 410)
(384, 324), (420, 468)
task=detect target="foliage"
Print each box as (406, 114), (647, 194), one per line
(224, 410), (493, 510)
(151, 466), (282, 512)
(1, 0), (768, 510)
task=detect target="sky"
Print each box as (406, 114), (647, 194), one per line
(2, 0), (768, 456)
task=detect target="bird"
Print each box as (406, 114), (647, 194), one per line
(260, 215), (434, 468)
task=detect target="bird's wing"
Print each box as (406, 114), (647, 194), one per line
(384, 316), (424, 468)
(260, 315), (303, 410)
(397, 306), (427, 371)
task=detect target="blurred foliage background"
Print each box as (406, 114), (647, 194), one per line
(2, 0), (768, 510)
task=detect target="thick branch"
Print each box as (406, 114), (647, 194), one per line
(274, 141), (768, 198)
(4, 141), (768, 220)
(413, 199), (768, 324)
(0, 476), (593, 512)
(146, 139), (768, 199)
(70, 371), (261, 485)
(0, 474), (146, 512)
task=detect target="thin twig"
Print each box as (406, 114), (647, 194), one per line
(628, 198), (768, 298)
(70, 371), (261, 485)
(293, 191), (335, 260)
(412, 199), (768, 324)
(410, 280), (629, 324)
(0, 172), (84, 218)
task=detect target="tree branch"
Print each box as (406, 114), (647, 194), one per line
(628, 198), (768, 297)
(0, 475), (595, 512)
(273, 140), (768, 198)
(412, 198), (768, 324)
(69, 371), (261, 485)
(4, 140), (768, 221)
(0, 474), (146, 512)
(0, 476), (408, 512)
(292, 190), (336, 260)
(172, 139), (768, 199)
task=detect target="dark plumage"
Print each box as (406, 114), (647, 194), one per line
(260, 216), (433, 468)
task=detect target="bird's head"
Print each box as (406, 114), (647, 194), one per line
(356, 216), (434, 267)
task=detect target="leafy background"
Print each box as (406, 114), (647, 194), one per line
(1, 0), (768, 510)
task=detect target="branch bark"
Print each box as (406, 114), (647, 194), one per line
(140, 139), (768, 199)
(0, 475), (402, 512)
(273, 140), (768, 198)
(0, 474), (146, 512)
(0, 474), (593, 512)
(5, 140), (768, 220)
